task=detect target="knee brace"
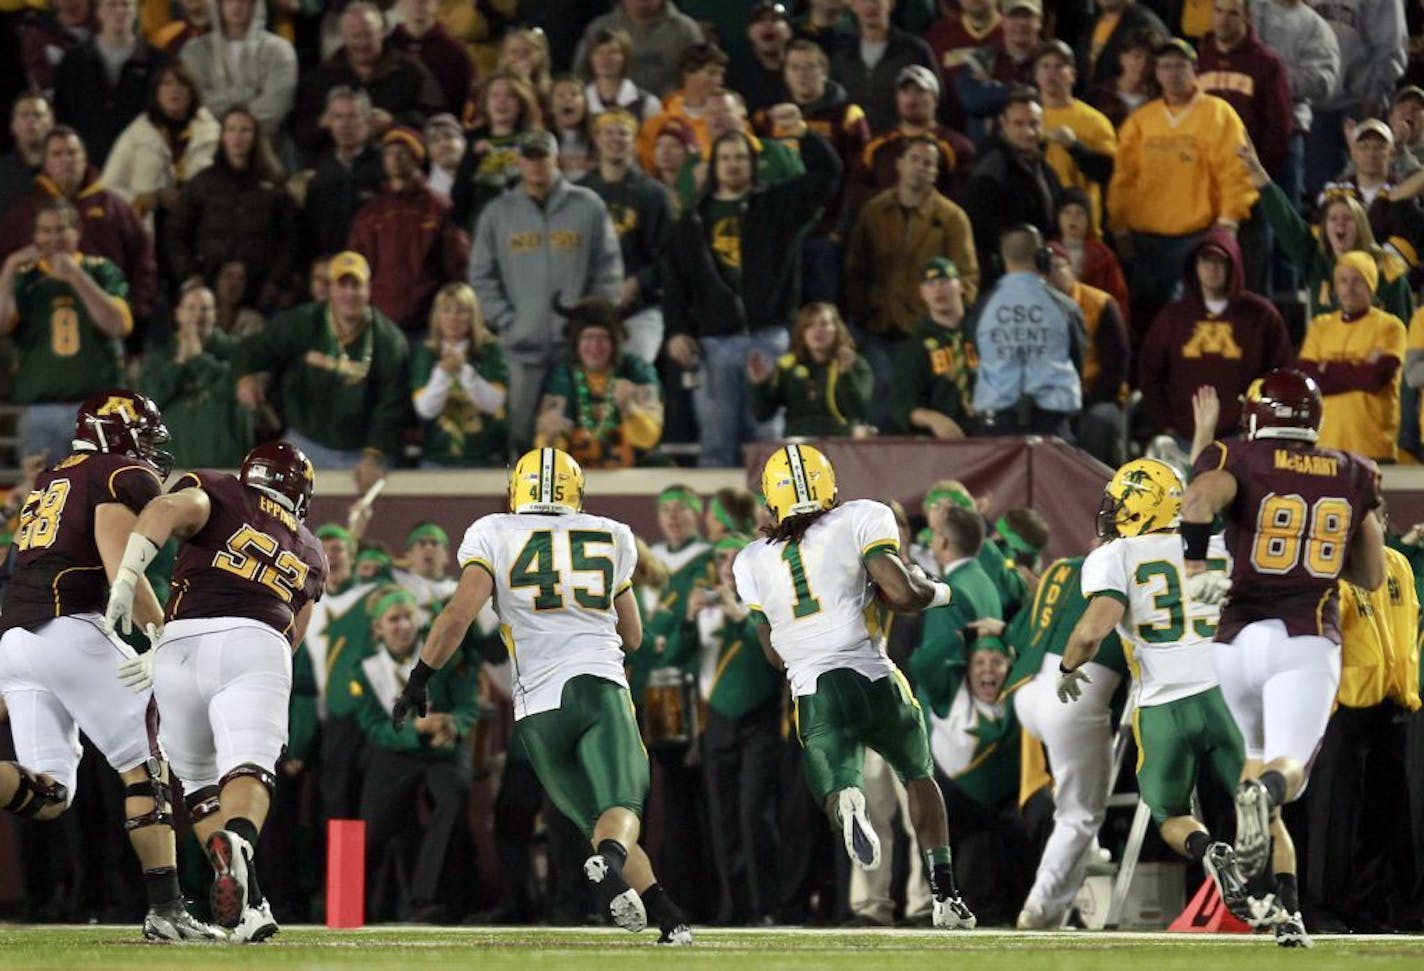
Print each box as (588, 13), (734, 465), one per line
(3, 763), (69, 819)
(184, 785), (222, 824)
(123, 756), (174, 832)
(219, 763), (276, 800)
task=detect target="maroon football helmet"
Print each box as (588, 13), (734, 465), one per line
(1238, 368), (1323, 443)
(240, 441), (315, 520)
(73, 389), (174, 476)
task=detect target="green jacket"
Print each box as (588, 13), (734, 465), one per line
(320, 584), (380, 719)
(749, 352), (872, 437)
(911, 558), (1005, 717)
(234, 301), (412, 458)
(1258, 180), (1414, 322)
(892, 317), (976, 434)
(1004, 556), (1128, 695)
(409, 339), (509, 467)
(979, 536), (1030, 623)
(352, 646), (478, 759)
(139, 329), (255, 468)
(667, 608), (780, 719)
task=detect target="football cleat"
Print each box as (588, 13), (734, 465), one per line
(231, 898), (279, 944)
(837, 788), (881, 871)
(656, 923), (694, 945)
(1202, 842), (1284, 927)
(1015, 903), (1056, 930)
(1233, 780), (1273, 880)
(584, 854), (647, 933)
(142, 901), (226, 942)
(934, 894), (977, 929)
(1275, 912), (1312, 948)
(206, 830), (254, 929)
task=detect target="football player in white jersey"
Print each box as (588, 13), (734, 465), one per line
(1058, 459), (1288, 933)
(732, 443), (976, 930)
(390, 448), (692, 945)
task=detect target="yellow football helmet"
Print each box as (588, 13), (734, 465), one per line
(1096, 458), (1183, 539)
(509, 447), (585, 515)
(760, 443), (837, 524)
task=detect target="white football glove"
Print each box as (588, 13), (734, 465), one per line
(103, 534), (159, 636)
(1057, 666), (1091, 704)
(1186, 570), (1231, 606)
(104, 568), (139, 636)
(117, 649), (155, 693)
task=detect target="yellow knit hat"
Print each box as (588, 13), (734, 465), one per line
(1335, 250), (1379, 293)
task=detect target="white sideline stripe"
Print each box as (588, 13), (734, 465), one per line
(15, 924), (1424, 943)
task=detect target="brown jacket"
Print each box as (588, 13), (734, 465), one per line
(845, 188), (979, 338)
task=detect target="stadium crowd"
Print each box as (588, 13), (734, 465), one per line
(1, 0), (1424, 939)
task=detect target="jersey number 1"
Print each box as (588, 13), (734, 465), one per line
(780, 541), (822, 618)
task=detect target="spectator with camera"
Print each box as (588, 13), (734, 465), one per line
(747, 301), (873, 438)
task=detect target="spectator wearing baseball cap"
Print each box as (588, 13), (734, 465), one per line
(1108, 38), (1258, 329)
(954, 0), (1046, 143)
(346, 126), (471, 335)
(1033, 39), (1117, 235)
(233, 248), (412, 485)
(423, 113), (465, 197)
(728, 3), (795, 116)
(828, 0), (938, 133)
(1388, 86), (1424, 179)
(387, 0), (475, 116)
(891, 256), (977, 438)
(1078, 0), (1168, 90)
(1316, 120), (1424, 277)
(469, 125), (624, 452)
(855, 63), (977, 212)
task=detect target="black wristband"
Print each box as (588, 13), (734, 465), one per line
(407, 659), (437, 691)
(1181, 521), (1211, 561)
(1058, 661), (1076, 675)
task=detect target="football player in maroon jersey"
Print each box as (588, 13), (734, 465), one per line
(1182, 368), (1386, 947)
(105, 440), (327, 943)
(0, 389), (222, 941)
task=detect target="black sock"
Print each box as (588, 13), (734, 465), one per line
(143, 866), (180, 908)
(1184, 830), (1211, 864)
(1259, 771), (1288, 808)
(224, 817), (264, 904)
(1274, 873), (1298, 914)
(227, 816), (259, 847)
(641, 882), (686, 932)
(596, 838), (628, 874)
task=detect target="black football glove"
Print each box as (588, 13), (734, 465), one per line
(391, 660), (436, 730)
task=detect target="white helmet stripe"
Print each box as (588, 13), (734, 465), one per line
(786, 444), (810, 505)
(540, 448), (555, 505)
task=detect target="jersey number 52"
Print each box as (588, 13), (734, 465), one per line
(213, 524), (311, 602)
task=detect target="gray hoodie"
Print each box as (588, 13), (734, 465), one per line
(180, 0), (298, 136)
(1253, 0), (1341, 132)
(468, 175), (624, 366)
(1304, 0), (1406, 112)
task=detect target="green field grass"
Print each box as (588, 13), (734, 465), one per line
(2, 926), (1423, 970)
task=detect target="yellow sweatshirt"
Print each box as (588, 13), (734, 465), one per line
(1042, 99), (1117, 233)
(1299, 306), (1407, 461)
(1338, 547), (1421, 710)
(1107, 90), (1259, 235)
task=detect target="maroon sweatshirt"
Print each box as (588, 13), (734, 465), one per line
(1196, 27), (1295, 176)
(1137, 228), (1295, 437)
(0, 168), (158, 324)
